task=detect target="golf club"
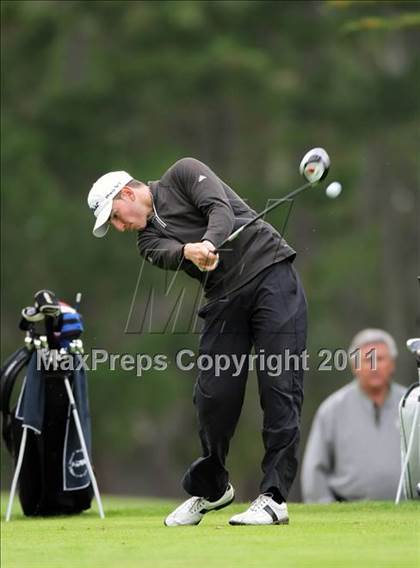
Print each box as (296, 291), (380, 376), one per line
(406, 338), (420, 358)
(395, 337), (420, 504)
(215, 147), (331, 253)
(75, 292), (82, 312)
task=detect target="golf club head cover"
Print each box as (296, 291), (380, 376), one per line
(19, 306), (45, 331)
(58, 302), (84, 348)
(34, 289), (61, 318)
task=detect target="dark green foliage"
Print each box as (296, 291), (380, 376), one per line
(1, 0), (418, 499)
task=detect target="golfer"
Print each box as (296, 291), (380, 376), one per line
(88, 157), (307, 526)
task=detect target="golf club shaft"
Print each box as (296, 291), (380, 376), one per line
(214, 180), (315, 253)
(75, 292), (82, 312)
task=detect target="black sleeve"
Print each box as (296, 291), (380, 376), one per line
(137, 227), (185, 271)
(171, 157), (235, 247)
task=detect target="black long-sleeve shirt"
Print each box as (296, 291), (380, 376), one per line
(137, 157), (296, 301)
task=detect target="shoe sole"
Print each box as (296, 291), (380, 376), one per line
(229, 518), (289, 526)
(164, 519), (201, 527)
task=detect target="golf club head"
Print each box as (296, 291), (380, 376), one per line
(299, 147), (330, 183)
(34, 289), (61, 318)
(406, 338), (420, 356)
(21, 306), (45, 323)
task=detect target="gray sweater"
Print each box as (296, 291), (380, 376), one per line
(301, 380), (406, 502)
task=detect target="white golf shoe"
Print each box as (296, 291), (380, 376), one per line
(164, 484), (235, 526)
(229, 494), (289, 525)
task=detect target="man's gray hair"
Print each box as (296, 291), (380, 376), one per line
(349, 328), (398, 359)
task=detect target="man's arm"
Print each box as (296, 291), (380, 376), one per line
(301, 407), (336, 503)
(138, 227), (219, 272)
(171, 157), (235, 247)
(137, 228), (185, 271)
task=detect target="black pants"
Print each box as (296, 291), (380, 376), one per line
(182, 259), (308, 502)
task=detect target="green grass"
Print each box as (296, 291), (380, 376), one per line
(1, 495), (419, 568)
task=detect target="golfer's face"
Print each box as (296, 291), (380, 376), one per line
(355, 342), (395, 391)
(110, 194), (147, 232)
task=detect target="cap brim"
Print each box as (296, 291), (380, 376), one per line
(92, 201), (113, 238)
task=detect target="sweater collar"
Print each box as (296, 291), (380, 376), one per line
(355, 379), (393, 408)
(148, 180), (159, 202)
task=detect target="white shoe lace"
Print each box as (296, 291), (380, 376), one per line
(249, 494), (272, 512)
(176, 496), (206, 516)
(188, 497), (206, 515)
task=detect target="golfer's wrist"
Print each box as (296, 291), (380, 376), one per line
(183, 243), (192, 261)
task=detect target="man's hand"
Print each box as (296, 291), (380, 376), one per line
(183, 240), (219, 272)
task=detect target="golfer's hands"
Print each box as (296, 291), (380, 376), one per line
(183, 241), (219, 271)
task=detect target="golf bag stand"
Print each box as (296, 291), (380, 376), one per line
(395, 338), (420, 504)
(5, 368), (105, 521)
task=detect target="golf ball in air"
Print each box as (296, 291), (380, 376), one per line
(325, 182), (342, 199)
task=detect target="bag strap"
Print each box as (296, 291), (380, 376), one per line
(400, 382), (420, 408)
(0, 347), (32, 417)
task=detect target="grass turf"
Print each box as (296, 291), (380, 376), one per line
(1, 495), (419, 568)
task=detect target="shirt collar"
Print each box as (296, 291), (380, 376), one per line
(148, 180), (158, 202)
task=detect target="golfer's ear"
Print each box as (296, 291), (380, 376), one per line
(120, 186), (135, 200)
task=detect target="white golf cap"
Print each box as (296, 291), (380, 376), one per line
(88, 171), (133, 237)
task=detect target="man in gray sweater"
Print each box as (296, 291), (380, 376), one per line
(301, 329), (406, 502)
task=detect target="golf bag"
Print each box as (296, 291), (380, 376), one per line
(398, 383), (420, 499)
(395, 337), (420, 503)
(1, 290), (96, 517)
